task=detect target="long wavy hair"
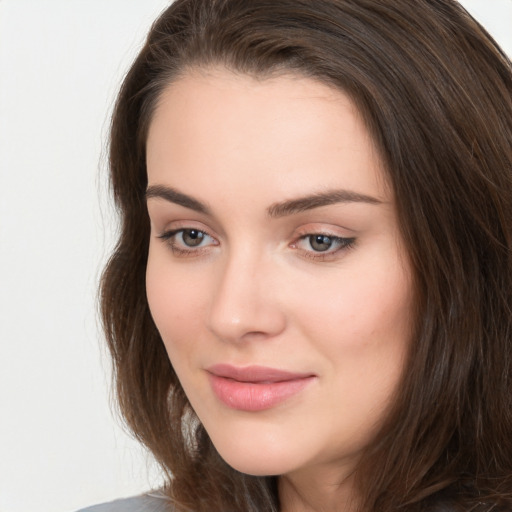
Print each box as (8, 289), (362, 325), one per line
(101, 1), (512, 510)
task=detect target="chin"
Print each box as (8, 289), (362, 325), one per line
(219, 451), (293, 477)
(208, 433), (305, 476)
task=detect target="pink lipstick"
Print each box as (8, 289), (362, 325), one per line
(206, 364), (315, 411)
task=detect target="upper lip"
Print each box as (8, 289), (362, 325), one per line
(206, 364), (314, 383)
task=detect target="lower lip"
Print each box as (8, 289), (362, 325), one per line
(207, 374), (315, 411)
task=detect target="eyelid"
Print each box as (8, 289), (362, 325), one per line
(153, 218), (215, 239)
(290, 226), (356, 261)
(157, 225), (219, 257)
(290, 233), (355, 250)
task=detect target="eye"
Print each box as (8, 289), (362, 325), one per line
(293, 233), (355, 260)
(158, 228), (217, 256)
(179, 229), (207, 247)
(308, 234), (337, 252)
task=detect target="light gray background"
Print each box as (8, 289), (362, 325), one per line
(0, 1), (510, 512)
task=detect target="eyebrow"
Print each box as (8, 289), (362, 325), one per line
(145, 184), (382, 218)
(267, 189), (382, 218)
(146, 185), (211, 214)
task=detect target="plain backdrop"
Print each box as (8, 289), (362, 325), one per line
(0, 1), (511, 512)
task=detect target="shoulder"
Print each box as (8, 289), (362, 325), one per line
(76, 491), (174, 512)
(426, 499), (512, 512)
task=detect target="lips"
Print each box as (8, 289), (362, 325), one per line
(206, 364), (316, 411)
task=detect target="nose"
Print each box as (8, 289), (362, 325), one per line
(207, 247), (286, 344)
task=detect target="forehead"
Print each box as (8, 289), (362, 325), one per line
(146, 68), (390, 204)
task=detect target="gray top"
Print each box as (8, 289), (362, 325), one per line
(76, 493), (511, 512)
(76, 492), (173, 512)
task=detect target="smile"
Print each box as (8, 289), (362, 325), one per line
(206, 364), (316, 412)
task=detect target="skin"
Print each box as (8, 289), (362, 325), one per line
(145, 68), (413, 512)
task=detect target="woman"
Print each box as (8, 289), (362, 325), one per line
(84, 0), (512, 511)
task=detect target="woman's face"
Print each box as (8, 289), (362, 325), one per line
(145, 68), (413, 481)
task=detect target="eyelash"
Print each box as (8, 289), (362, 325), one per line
(292, 234), (356, 261)
(157, 228), (217, 257)
(157, 228), (356, 261)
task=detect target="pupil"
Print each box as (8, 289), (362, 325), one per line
(310, 235), (332, 252)
(183, 230), (204, 247)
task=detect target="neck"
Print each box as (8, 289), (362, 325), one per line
(278, 463), (360, 512)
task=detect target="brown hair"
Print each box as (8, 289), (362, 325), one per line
(101, 1), (512, 510)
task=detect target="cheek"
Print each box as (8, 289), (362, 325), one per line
(145, 247), (208, 356)
(285, 252), (413, 412)
(290, 261), (412, 349)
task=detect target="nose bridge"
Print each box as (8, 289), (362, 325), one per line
(207, 243), (285, 343)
